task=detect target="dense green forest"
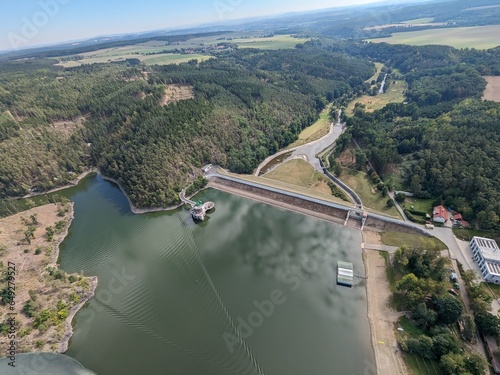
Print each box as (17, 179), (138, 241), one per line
(322, 39), (500, 230)
(0, 47), (373, 207)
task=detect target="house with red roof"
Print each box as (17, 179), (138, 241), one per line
(452, 213), (470, 228)
(433, 205), (448, 223)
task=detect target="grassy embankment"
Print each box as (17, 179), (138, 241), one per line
(337, 169), (401, 218)
(380, 231), (447, 250)
(286, 104), (332, 149)
(220, 165), (352, 207)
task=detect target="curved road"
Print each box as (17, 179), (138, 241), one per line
(255, 112), (345, 175)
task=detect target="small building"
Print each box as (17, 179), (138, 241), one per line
(452, 213), (470, 228)
(470, 236), (500, 284)
(433, 205), (448, 223)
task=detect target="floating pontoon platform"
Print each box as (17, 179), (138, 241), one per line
(337, 261), (354, 287)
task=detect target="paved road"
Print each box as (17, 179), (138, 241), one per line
(390, 192), (408, 222)
(255, 116), (345, 175)
(287, 121), (344, 172)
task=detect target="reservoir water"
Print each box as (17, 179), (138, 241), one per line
(55, 175), (373, 374)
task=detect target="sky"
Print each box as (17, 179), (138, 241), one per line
(0, 0), (388, 51)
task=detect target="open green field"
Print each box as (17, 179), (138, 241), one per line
(232, 35), (310, 50)
(401, 18), (434, 24)
(55, 34), (306, 67)
(402, 197), (434, 215)
(56, 53), (212, 67)
(338, 168), (401, 218)
(380, 231), (447, 250)
(403, 351), (443, 375)
(346, 79), (406, 116)
(265, 159), (332, 192)
(287, 105), (332, 149)
(142, 54), (211, 65)
(219, 168), (351, 206)
(369, 26), (500, 49)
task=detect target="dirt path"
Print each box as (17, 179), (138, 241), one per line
(364, 251), (408, 375)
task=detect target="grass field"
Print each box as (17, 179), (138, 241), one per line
(338, 168), (401, 217)
(401, 18), (434, 24)
(402, 197), (434, 215)
(55, 34), (307, 68)
(403, 352), (443, 375)
(287, 105), (332, 149)
(346, 79), (406, 116)
(233, 35), (310, 50)
(56, 53), (212, 67)
(220, 168), (352, 206)
(265, 159), (332, 194)
(369, 26), (500, 49)
(380, 231), (447, 250)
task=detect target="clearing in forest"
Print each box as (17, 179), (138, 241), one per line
(161, 85), (195, 106)
(346, 79), (406, 116)
(51, 115), (87, 135)
(483, 76), (500, 102)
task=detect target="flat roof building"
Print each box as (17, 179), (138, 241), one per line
(470, 236), (500, 284)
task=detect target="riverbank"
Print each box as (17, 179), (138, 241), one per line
(0, 203), (97, 354)
(21, 169), (96, 199)
(364, 251), (408, 375)
(98, 174), (185, 214)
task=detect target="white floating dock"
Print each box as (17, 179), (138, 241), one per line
(337, 261), (354, 287)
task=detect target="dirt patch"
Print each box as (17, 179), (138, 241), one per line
(483, 76), (500, 102)
(364, 251), (408, 375)
(52, 115), (86, 135)
(363, 230), (382, 245)
(161, 84), (194, 106)
(337, 145), (356, 167)
(0, 204), (96, 353)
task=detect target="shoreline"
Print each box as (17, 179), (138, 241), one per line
(58, 275), (98, 353)
(364, 250), (408, 375)
(20, 169), (97, 199)
(49, 202), (99, 354)
(98, 174), (185, 213)
(8, 169), (409, 371)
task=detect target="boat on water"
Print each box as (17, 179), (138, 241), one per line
(337, 260), (354, 287)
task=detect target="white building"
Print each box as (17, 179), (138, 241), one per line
(470, 236), (500, 284)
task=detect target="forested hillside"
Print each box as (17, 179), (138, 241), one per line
(0, 47), (373, 207)
(325, 40), (500, 230)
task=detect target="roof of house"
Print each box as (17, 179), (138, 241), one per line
(459, 220), (470, 228)
(433, 205), (448, 220)
(453, 213), (463, 220)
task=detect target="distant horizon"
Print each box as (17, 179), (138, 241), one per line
(0, 0), (397, 52)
